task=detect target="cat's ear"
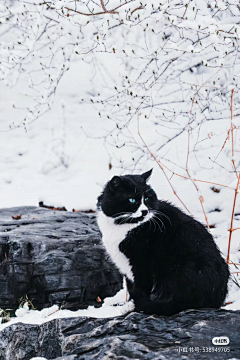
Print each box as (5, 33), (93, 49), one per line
(109, 176), (122, 190)
(141, 169), (153, 182)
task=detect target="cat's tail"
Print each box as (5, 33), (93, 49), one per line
(134, 297), (185, 316)
(130, 289), (210, 316)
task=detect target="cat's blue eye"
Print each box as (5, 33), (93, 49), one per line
(129, 198), (136, 203)
(145, 197), (149, 201)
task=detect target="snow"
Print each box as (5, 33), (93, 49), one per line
(0, 280), (134, 331)
(0, 0), (239, 328)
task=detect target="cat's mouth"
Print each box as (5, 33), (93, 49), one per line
(114, 212), (152, 225)
(114, 215), (144, 225)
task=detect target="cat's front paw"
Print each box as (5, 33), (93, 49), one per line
(119, 300), (135, 315)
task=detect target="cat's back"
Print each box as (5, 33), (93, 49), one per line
(151, 200), (222, 258)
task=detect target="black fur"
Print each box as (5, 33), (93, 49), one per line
(98, 170), (229, 316)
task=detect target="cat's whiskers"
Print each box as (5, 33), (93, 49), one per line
(153, 217), (162, 232)
(114, 211), (133, 219)
(149, 217), (157, 232)
(152, 210), (172, 227)
(156, 210), (172, 225)
(148, 210), (165, 232)
(151, 215), (164, 232)
(118, 216), (132, 225)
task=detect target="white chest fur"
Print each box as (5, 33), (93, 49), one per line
(97, 211), (139, 281)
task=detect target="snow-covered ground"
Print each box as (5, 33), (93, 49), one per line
(0, 0), (239, 329)
(0, 279), (134, 332)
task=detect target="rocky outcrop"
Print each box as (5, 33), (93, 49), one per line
(0, 207), (240, 360)
(0, 206), (122, 310)
(0, 309), (240, 360)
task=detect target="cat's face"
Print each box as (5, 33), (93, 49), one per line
(97, 170), (157, 224)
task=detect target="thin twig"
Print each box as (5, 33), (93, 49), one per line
(227, 174), (240, 264)
(229, 262), (240, 266)
(131, 6), (144, 15)
(100, 0), (116, 14)
(150, 155), (229, 189)
(213, 129), (230, 163)
(182, 81), (228, 90)
(137, 114), (191, 214)
(65, 0), (139, 17)
(190, 87), (201, 115)
(186, 130), (210, 228)
(65, 7), (108, 16)
(230, 89), (238, 178)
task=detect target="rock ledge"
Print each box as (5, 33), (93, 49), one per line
(0, 309), (240, 360)
(0, 206), (122, 310)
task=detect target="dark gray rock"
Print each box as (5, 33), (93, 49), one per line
(0, 309), (239, 360)
(0, 206), (122, 310)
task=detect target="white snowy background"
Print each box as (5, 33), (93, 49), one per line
(0, 0), (240, 329)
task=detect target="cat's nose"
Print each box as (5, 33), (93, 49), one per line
(141, 210), (148, 217)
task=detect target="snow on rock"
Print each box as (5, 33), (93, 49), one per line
(15, 302), (30, 318)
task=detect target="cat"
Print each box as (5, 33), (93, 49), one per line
(97, 169), (230, 316)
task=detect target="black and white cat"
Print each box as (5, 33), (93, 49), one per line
(97, 169), (229, 316)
